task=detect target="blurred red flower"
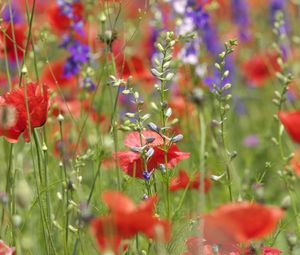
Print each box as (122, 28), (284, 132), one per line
(0, 83), (49, 143)
(203, 202), (284, 253)
(91, 191), (170, 254)
(242, 53), (280, 87)
(289, 149), (300, 178)
(0, 240), (15, 255)
(181, 236), (281, 255)
(279, 111), (300, 144)
(169, 170), (211, 193)
(48, 2), (84, 34)
(116, 131), (190, 178)
(0, 23), (26, 61)
(41, 61), (77, 92)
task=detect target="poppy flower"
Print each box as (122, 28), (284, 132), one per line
(168, 96), (195, 118)
(181, 237), (240, 255)
(115, 55), (154, 90)
(289, 149), (300, 178)
(203, 202), (284, 253)
(116, 131), (190, 178)
(261, 247), (282, 255)
(51, 97), (81, 119)
(48, 2), (84, 34)
(0, 23), (26, 61)
(0, 83), (49, 143)
(242, 53), (280, 87)
(91, 191), (170, 254)
(40, 61), (77, 92)
(279, 111), (300, 144)
(169, 170), (211, 193)
(0, 240), (15, 255)
(182, 237), (281, 255)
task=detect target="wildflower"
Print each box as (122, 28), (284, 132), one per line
(181, 236), (282, 254)
(279, 111), (300, 144)
(0, 23), (26, 61)
(243, 135), (259, 148)
(116, 131), (190, 178)
(290, 149), (300, 178)
(242, 53), (280, 87)
(203, 202), (284, 253)
(0, 83), (49, 143)
(91, 192), (170, 254)
(2, 4), (23, 24)
(0, 240), (15, 255)
(169, 170), (211, 192)
(48, 1), (84, 34)
(231, 0), (250, 42)
(41, 60), (77, 91)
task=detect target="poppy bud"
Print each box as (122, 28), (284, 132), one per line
(12, 215), (22, 227)
(286, 232), (297, 248)
(281, 195), (291, 210)
(57, 114), (64, 122)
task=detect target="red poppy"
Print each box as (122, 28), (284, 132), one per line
(168, 96), (195, 118)
(51, 97), (81, 119)
(290, 149), (300, 178)
(40, 61), (77, 92)
(169, 170), (211, 193)
(279, 111), (300, 144)
(261, 247), (282, 255)
(0, 83), (49, 143)
(0, 23), (26, 61)
(116, 131), (190, 178)
(181, 237), (239, 255)
(114, 55), (154, 90)
(182, 237), (281, 255)
(91, 192), (170, 254)
(0, 240), (15, 255)
(242, 53), (280, 87)
(48, 2), (84, 34)
(203, 202), (284, 253)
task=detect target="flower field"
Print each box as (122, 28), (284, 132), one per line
(0, 0), (300, 254)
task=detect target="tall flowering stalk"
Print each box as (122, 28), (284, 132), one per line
(151, 32), (177, 219)
(212, 40), (237, 201)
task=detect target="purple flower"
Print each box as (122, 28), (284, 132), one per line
(179, 41), (199, 65)
(269, 0), (289, 59)
(202, 22), (222, 58)
(68, 41), (89, 65)
(243, 135), (259, 148)
(63, 58), (80, 78)
(82, 77), (96, 91)
(231, 0), (251, 42)
(2, 4), (23, 24)
(143, 171), (152, 181)
(63, 40), (90, 78)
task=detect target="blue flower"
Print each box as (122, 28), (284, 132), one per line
(68, 41), (89, 65)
